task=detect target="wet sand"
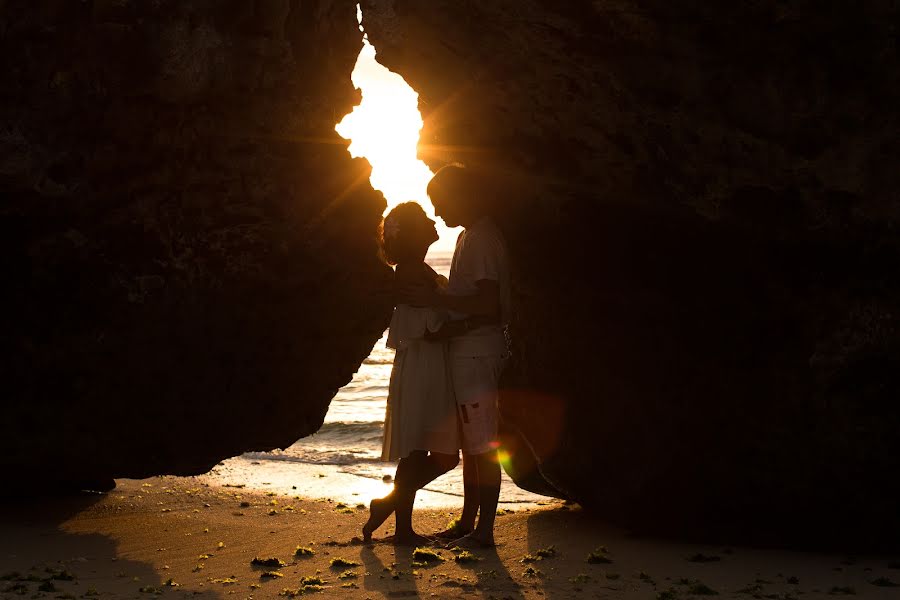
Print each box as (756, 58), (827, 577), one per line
(1, 476), (898, 599)
(206, 453), (548, 510)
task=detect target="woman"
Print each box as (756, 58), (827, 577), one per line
(362, 202), (460, 545)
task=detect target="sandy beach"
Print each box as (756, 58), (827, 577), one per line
(2, 476), (898, 600)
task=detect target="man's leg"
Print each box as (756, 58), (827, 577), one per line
(444, 353), (505, 546)
(460, 454), (480, 529)
(432, 453), (478, 539)
(469, 449), (501, 545)
(447, 449), (500, 547)
(447, 413), (502, 547)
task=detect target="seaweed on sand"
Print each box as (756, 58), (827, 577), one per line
(522, 545), (557, 563)
(586, 546), (613, 564)
(412, 547), (444, 563)
(687, 582), (718, 595)
(260, 571), (284, 579)
(251, 557), (286, 568)
(454, 551), (481, 564)
(329, 557), (360, 569)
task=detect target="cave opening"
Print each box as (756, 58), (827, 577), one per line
(205, 5), (544, 509)
(335, 5), (454, 256)
(323, 6), (456, 488)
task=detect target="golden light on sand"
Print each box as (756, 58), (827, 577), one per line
(336, 14), (456, 252)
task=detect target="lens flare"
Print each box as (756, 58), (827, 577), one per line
(496, 448), (513, 470)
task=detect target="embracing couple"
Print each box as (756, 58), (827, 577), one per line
(362, 164), (510, 548)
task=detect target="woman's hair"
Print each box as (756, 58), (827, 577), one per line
(381, 201), (430, 266)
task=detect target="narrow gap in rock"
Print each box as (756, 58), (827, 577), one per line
(334, 5), (451, 254)
(207, 4), (547, 508)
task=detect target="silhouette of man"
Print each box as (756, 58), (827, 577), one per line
(403, 164), (510, 547)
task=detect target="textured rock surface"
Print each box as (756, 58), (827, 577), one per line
(0, 0), (392, 486)
(363, 0), (900, 546)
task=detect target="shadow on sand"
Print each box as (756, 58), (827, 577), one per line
(0, 490), (224, 599)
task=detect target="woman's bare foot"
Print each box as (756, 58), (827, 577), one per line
(392, 531), (433, 547)
(362, 497), (394, 542)
(431, 518), (474, 540)
(447, 531), (495, 549)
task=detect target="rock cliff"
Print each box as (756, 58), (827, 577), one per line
(3, 0), (898, 548)
(0, 0), (392, 488)
(362, 0), (900, 547)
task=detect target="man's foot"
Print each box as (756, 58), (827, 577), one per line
(432, 519), (474, 540)
(362, 497), (394, 542)
(447, 532), (495, 549)
(392, 531), (434, 547)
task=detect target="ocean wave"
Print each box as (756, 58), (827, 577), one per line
(238, 421), (387, 466)
(362, 357), (394, 365)
(242, 446), (382, 466)
(304, 420), (383, 437)
(330, 390), (388, 401)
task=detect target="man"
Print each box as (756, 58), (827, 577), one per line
(404, 164), (510, 547)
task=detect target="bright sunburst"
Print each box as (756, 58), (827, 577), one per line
(335, 9), (455, 252)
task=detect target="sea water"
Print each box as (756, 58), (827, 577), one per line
(208, 251), (552, 509)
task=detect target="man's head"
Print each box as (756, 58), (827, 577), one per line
(426, 164), (483, 228)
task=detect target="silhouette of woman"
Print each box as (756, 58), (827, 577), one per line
(362, 202), (460, 545)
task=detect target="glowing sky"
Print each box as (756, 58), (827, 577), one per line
(335, 11), (457, 253)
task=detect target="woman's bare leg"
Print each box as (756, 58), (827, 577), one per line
(362, 452), (424, 540)
(393, 451), (459, 544)
(363, 451), (458, 542)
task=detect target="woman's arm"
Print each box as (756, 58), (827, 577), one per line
(394, 263), (438, 307)
(423, 263), (440, 280)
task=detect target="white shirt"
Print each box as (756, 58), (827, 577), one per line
(447, 217), (510, 357)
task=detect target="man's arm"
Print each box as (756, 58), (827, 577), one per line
(400, 278), (500, 318)
(424, 313), (498, 341)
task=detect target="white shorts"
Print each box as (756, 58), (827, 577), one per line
(451, 354), (506, 456)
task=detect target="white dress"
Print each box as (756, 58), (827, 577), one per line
(381, 278), (460, 461)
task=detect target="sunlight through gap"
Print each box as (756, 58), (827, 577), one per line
(335, 5), (456, 253)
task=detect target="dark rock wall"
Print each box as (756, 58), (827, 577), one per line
(362, 0), (900, 546)
(0, 0), (393, 486)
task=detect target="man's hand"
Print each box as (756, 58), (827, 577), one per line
(424, 320), (467, 342)
(397, 282), (440, 308)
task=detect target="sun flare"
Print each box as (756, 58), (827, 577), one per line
(335, 13), (455, 252)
